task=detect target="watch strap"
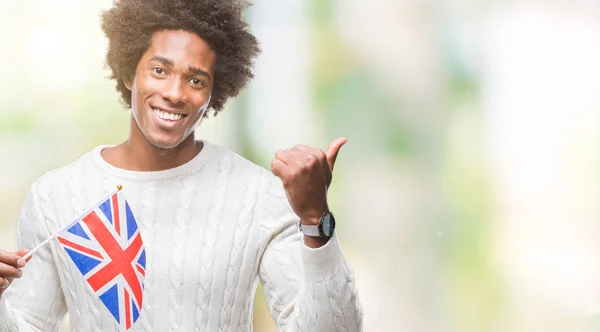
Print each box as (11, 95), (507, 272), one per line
(298, 222), (321, 237)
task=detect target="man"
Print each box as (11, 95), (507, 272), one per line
(0, 0), (362, 331)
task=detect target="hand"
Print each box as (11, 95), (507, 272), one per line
(271, 137), (347, 226)
(0, 249), (29, 300)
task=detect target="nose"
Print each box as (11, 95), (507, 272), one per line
(161, 77), (186, 105)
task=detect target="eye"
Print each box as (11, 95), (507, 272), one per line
(151, 67), (166, 75)
(188, 78), (205, 87)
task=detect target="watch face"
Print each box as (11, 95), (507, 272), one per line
(321, 213), (335, 237)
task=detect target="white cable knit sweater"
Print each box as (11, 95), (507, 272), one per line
(0, 141), (362, 332)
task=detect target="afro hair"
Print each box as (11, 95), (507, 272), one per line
(100, 0), (260, 115)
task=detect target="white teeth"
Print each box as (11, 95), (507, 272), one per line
(153, 109), (183, 121)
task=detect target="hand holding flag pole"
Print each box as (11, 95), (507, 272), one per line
(22, 184), (123, 262)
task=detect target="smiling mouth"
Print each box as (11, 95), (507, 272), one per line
(152, 108), (186, 121)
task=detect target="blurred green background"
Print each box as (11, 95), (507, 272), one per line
(1, 0), (600, 331)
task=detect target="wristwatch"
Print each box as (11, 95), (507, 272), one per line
(299, 211), (336, 238)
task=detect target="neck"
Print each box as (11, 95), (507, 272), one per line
(101, 121), (202, 172)
(125, 135), (201, 172)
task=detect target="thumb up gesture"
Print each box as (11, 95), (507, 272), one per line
(271, 137), (347, 226)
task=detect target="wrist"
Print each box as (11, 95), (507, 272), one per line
(300, 216), (320, 226)
(300, 206), (329, 226)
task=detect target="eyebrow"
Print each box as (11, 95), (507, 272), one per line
(150, 56), (212, 80)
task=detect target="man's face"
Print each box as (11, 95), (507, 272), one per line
(126, 29), (216, 149)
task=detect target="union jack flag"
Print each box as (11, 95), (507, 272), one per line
(56, 190), (146, 331)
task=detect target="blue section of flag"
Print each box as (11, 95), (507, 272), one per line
(137, 250), (146, 268)
(64, 248), (102, 275)
(67, 222), (90, 240)
(99, 284), (120, 323)
(126, 202), (137, 240)
(99, 199), (113, 225)
(132, 300), (139, 322)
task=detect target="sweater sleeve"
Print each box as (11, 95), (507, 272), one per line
(257, 175), (363, 332)
(0, 183), (67, 332)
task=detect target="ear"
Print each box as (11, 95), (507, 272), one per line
(123, 78), (133, 91)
